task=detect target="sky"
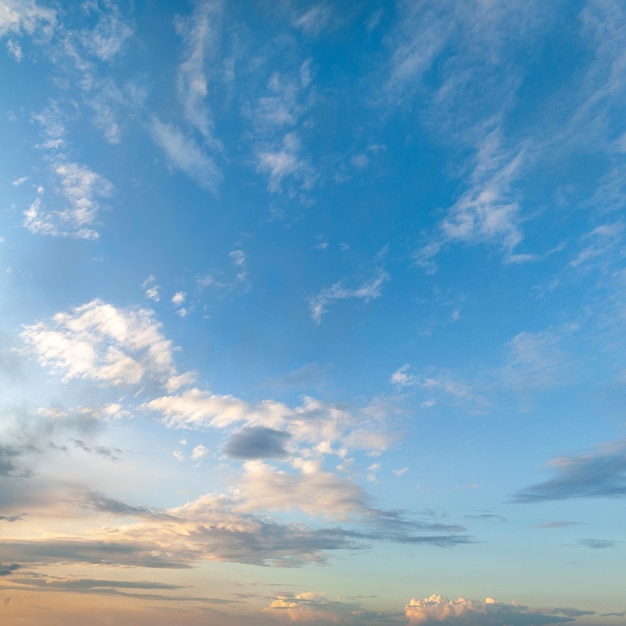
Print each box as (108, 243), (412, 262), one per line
(0, 0), (625, 624)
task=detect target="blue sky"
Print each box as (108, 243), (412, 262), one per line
(1, 1), (626, 624)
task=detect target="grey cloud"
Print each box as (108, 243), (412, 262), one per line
(0, 539), (194, 569)
(536, 521), (582, 529)
(578, 538), (618, 549)
(71, 439), (122, 461)
(0, 514), (25, 522)
(513, 440), (626, 502)
(77, 489), (165, 519)
(465, 513), (507, 522)
(0, 563), (20, 576)
(224, 427), (291, 459)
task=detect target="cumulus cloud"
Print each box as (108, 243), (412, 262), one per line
(23, 161), (113, 239)
(513, 439), (626, 502)
(142, 390), (392, 457)
(234, 459), (370, 521)
(20, 299), (190, 390)
(405, 594), (580, 625)
(309, 268), (389, 324)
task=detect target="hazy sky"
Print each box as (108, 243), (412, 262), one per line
(1, 1), (625, 624)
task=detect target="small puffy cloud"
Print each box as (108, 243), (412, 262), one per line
(225, 427), (291, 459)
(11, 176), (28, 186)
(191, 444), (208, 460)
(142, 275), (160, 301)
(20, 299), (189, 389)
(405, 594), (578, 625)
(23, 161), (113, 239)
(172, 291), (186, 306)
(309, 268), (389, 324)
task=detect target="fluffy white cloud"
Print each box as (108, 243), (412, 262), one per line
(233, 459), (370, 521)
(20, 299), (190, 390)
(142, 390), (391, 457)
(405, 594), (579, 625)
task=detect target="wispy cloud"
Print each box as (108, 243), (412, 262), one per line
(415, 129), (530, 271)
(256, 132), (314, 194)
(292, 3), (333, 36)
(174, 0), (223, 147)
(308, 268), (389, 324)
(149, 116), (222, 192)
(514, 439), (626, 502)
(23, 161), (113, 239)
(390, 364), (491, 413)
(0, 0), (56, 40)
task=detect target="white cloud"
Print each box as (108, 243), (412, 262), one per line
(234, 459), (370, 521)
(256, 132), (314, 194)
(6, 37), (21, 60)
(20, 299), (189, 389)
(227, 248), (248, 283)
(174, 0), (223, 146)
(11, 176), (28, 186)
(0, 0), (56, 39)
(142, 390), (392, 457)
(149, 116), (221, 192)
(142, 275), (160, 302)
(390, 364), (491, 413)
(504, 325), (575, 391)
(309, 268), (390, 324)
(293, 4), (333, 36)
(78, 2), (132, 62)
(171, 291), (186, 306)
(191, 444), (208, 460)
(405, 593), (582, 625)
(23, 161), (113, 239)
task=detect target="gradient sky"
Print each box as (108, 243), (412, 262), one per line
(1, 1), (626, 625)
